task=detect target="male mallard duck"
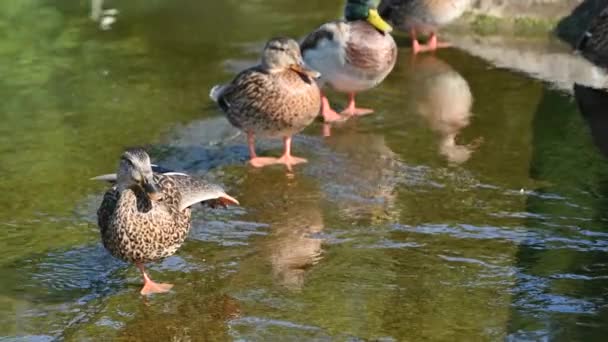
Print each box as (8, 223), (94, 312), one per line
(301, 0), (397, 122)
(378, 0), (470, 54)
(210, 37), (321, 170)
(94, 148), (239, 295)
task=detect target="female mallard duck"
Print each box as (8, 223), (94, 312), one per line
(378, 0), (470, 54)
(210, 37), (321, 170)
(301, 0), (397, 122)
(94, 148), (239, 295)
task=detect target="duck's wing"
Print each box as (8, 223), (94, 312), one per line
(209, 66), (267, 114)
(97, 187), (119, 236)
(91, 174), (119, 183)
(165, 174), (239, 211)
(300, 22), (339, 54)
(91, 165), (187, 184)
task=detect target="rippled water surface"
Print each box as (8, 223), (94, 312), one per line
(2, 0), (608, 340)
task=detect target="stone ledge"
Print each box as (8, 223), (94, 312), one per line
(447, 0), (608, 45)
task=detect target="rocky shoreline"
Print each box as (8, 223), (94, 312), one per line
(454, 0), (607, 46)
(440, 0), (608, 90)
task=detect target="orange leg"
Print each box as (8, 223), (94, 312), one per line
(341, 93), (373, 116)
(320, 91), (345, 122)
(247, 131), (258, 159)
(411, 30), (451, 54)
(249, 136), (307, 171)
(137, 263), (173, 296)
(248, 132), (278, 168)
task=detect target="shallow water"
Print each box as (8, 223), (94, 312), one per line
(1, 0), (608, 341)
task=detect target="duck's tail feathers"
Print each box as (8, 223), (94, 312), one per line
(90, 165), (185, 184)
(91, 174), (117, 183)
(209, 84), (227, 102)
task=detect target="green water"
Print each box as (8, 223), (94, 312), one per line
(2, 0), (608, 340)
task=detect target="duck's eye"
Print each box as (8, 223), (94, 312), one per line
(270, 45), (287, 52)
(121, 157), (135, 168)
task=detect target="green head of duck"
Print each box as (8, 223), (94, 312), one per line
(344, 0), (393, 33)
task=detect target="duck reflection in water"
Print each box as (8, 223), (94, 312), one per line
(312, 123), (402, 225)
(269, 203), (324, 291)
(238, 172), (325, 291)
(407, 54), (482, 164)
(574, 83), (608, 158)
(90, 0), (118, 30)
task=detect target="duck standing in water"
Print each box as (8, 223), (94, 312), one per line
(379, 0), (470, 54)
(94, 148), (239, 295)
(210, 37), (321, 171)
(301, 0), (397, 122)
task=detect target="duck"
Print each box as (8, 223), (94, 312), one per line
(577, 7), (608, 69)
(378, 0), (470, 54)
(210, 37), (321, 171)
(94, 148), (239, 295)
(300, 0), (397, 122)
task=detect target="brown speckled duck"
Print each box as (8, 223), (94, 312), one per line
(379, 0), (470, 54)
(301, 0), (397, 122)
(94, 148), (239, 295)
(210, 37), (321, 171)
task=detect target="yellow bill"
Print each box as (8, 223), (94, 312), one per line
(367, 9), (393, 33)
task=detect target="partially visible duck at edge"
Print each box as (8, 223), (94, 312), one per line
(379, 0), (470, 54)
(301, 0), (397, 122)
(577, 6), (608, 69)
(211, 37), (321, 171)
(94, 148), (239, 295)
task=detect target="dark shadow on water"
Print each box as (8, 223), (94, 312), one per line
(509, 85), (608, 339)
(574, 84), (608, 158)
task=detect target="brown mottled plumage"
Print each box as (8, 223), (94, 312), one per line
(211, 37), (321, 170)
(214, 65), (320, 138)
(95, 148), (239, 295)
(301, 0), (397, 121)
(379, 0), (470, 53)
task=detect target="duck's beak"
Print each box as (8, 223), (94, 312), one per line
(367, 9), (393, 33)
(143, 179), (164, 201)
(290, 61), (321, 79)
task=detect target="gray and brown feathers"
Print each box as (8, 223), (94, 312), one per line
(210, 38), (321, 138)
(300, 20), (397, 94)
(302, 20), (396, 72)
(95, 149), (237, 264)
(379, 0), (470, 33)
